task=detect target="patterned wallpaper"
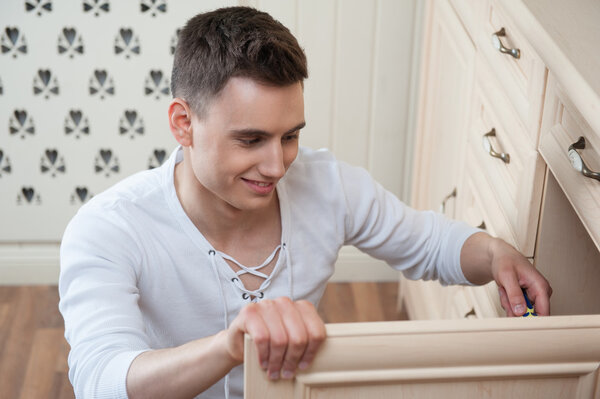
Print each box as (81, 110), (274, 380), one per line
(0, 0), (236, 241)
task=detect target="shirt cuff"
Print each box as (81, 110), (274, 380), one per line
(450, 224), (485, 286)
(97, 350), (150, 399)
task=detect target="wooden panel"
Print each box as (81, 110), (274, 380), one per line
(296, 0), (336, 152)
(477, 0), (547, 144)
(399, 277), (457, 320)
(403, 0), (476, 322)
(455, 167), (510, 319)
(411, 0), (475, 214)
(534, 171), (600, 316)
(538, 73), (600, 252)
(501, 0), (600, 137)
(448, 0), (483, 40)
(368, 0), (417, 198)
(466, 57), (545, 256)
(330, 0), (376, 170)
(245, 316), (600, 398)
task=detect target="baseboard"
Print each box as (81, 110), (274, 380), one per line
(0, 243), (61, 285)
(330, 246), (401, 282)
(0, 244), (400, 285)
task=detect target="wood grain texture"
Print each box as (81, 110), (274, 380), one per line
(245, 315), (600, 398)
(0, 282), (402, 398)
(0, 286), (72, 399)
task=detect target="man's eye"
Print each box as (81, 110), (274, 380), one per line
(283, 133), (299, 142)
(240, 138), (261, 146)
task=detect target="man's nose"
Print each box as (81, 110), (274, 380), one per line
(259, 142), (286, 179)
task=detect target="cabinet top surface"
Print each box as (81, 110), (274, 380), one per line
(500, 0), (600, 132)
(523, 0), (600, 91)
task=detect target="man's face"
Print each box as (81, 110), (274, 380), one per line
(187, 77), (305, 213)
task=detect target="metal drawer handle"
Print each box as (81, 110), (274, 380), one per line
(482, 128), (510, 163)
(491, 27), (520, 59)
(568, 136), (600, 182)
(439, 188), (456, 214)
(464, 308), (477, 318)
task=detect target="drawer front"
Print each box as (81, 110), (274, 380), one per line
(457, 159), (516, 248)
(400, 278), (459, 320)
(467, 60), (545, 256)
(456, 170), (510, 319)
(445, 285), (504, 319)
(539, 73), (600, 251)
(445, 287), (477, 319)
(477, 0), (546, 144)
(448, 0), (482, 41)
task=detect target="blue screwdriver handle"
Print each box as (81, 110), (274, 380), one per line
(522, 288), (537, 317)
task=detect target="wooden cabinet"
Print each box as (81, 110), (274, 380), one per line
(465, 57), (546, 256)
(411, 0), (475, 217)
(402, 0), (476, 322)
(404, 0), (600, 322)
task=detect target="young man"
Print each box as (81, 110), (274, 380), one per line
(59, 6), (552, 399)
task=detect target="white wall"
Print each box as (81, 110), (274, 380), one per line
(0, 0), (422, 284)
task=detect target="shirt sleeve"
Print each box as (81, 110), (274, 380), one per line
(338, 161), (479, 286)
(59, 204), (151, 398)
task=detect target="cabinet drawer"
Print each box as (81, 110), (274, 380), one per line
(456, 169), (510, 319)
(445, 287), (477, 319)
(477, 0), (546, 144)
(457, 157), (517, 249)
(445, 285), (504, 319)
(539, 73), (600, 251)
(467, 60), (545, 256)
(400, 278), (461, 321)
(448, 0), (482, 41)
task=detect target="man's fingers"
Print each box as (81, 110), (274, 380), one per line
(240, 304), (271, 368)
(295, 300), (326, 370)
(274, 298), (308, 379)
(528, 283), (552, 316)
(497, 267), (526, 316)
(497, 286), (515, 317)
(235, 297), (326, 380)
(256, 299), (289, 379)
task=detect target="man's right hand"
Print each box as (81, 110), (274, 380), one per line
(224, 297), (326, 380)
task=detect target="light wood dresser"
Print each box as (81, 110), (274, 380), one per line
(405, 0), (600, 322)
(244, 0), (600, 397)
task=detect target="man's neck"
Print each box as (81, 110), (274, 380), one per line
(173, 156), (281, 249)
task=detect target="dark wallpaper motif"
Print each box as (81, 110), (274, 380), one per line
(0, 0), (217, 240)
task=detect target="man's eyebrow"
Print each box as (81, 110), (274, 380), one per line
(229, 122), (306, 137)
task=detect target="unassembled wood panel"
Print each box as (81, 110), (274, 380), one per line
(245, 316), (600, 398)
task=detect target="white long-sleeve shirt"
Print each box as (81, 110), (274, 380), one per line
(59, 146), (478, 399)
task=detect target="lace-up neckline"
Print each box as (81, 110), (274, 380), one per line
(208, 243), (291, 303)
(220, 245), (281, 301)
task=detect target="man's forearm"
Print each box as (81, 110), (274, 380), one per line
(127, 330), (238, 399)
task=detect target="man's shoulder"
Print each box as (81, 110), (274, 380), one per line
(288, 146), (339, 177)
(289, 146), (365, 182)
(79, 165), (166, 218)
(295, 146), (336, 164)
(283, 146), (345, 197)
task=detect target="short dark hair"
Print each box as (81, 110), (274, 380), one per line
(171, 6), (308, 117)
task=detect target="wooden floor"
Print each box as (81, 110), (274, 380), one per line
(0, 282), (404, 399)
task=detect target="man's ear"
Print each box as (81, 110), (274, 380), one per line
(168, 98), (194, 147)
